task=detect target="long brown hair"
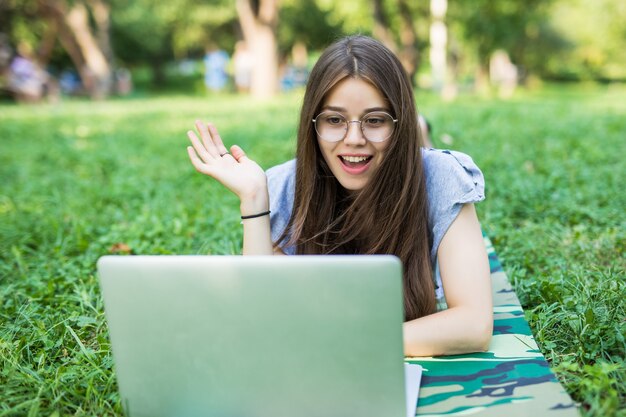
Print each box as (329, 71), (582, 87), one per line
(276, 35), (435, 320)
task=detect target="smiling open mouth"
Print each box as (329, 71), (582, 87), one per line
(339, 155), (373, 168)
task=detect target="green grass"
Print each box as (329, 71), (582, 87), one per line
(1, 85), (625, 416)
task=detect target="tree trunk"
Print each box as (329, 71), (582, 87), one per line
(37, 17), (58, 67)
(87, 0), (114, 65)
(41, 5), (89, 88)
(38, 0), (112, 99)
(397, 0), (418, 85)
(65, 2), (112, 99)
(372, 0), (397, 53)
(151, 57), (166, 86)
(429, 0), (447, 94)
(474, 62), (490, 95)
(236, 0), (279, 99)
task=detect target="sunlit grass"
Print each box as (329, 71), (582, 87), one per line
(1, 85), (624, 416)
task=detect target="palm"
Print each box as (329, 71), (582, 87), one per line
(206, 153), (266, 197)
(186, 121), (267, 200)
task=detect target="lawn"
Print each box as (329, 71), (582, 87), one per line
(0, 85), (624, 416)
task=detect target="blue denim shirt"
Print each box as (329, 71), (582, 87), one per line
(266, 148), (485, 302)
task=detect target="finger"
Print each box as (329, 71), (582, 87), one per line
(187, 130), (214, 164)
(195, 120), (220, 158)
(207, 123), (229, 156)
(187, 146), (215, 176)
(230, 145), (248, 163)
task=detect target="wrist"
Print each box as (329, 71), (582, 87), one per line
(239, 187), (269, 216)
(241, 210), (270, 220)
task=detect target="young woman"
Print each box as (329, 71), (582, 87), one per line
(186, 35), (492, 357)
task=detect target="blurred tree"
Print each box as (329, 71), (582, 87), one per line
(110, 0), (237, 85)
(448, 0), (555, 88)
(429, 0), (448, 94)
(331, 0), (427, 85)
(109, 1), (172, 85)
(4, 0), (623, 97)
(0, 0), (52, 65)
(317, 0), (372, 35)
(396, 0), (422, 84)
(2, 0), (114, 98)
(43, 0), (113, 99)
(392, 0), (430, 86)
(236, 0), (279, 98)
(277, 0), (344, 59)
(546, 0), (626, 80)
(372, 0), (397, 52)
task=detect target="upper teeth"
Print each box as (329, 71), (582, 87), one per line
(342, 156), (369, 163)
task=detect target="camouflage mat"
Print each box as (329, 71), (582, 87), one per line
(406, 235), (579, 416)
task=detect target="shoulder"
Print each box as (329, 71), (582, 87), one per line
(266, 158), (296, 186)
(266, 159), (296, 209)
(422, 148), (485, 263)
(422, 148), (485, 198)
(266, 159), (296, 253)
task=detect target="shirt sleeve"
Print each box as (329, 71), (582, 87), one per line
(424, 148), (485, 264)
(423, 149), (485, 304)
(266, 159), (297, 255)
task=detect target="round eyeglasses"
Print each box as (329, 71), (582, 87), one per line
(312, 111), (398, 143)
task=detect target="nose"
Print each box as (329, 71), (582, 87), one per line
(343, 121), (367, 145)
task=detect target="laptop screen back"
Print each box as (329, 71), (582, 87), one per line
(98, 255), (406, 417)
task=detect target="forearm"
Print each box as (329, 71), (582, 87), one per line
(187, 120), (276, 255)
(406, 204), (493, 357)
(403, 306), (492, 357)
(240, 187), (274, 255)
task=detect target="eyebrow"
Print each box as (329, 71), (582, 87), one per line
(322, 105), (391, 114)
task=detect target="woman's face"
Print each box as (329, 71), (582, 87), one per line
(316, 77), (392, 191)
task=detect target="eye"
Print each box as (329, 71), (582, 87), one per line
(324, 115), (345, 125)
(364, 115), (387, 126)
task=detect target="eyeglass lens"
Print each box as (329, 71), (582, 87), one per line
(314, 112), (395, 142)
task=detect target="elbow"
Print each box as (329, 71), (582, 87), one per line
(456, 311), (492, 353)
(459, 303), (493, 352)
(473, 315), (493, 352)
(441, 310), (494, 355)
(477, 332), (492, 353)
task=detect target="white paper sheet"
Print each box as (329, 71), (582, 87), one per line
(404, 363), (422, 417)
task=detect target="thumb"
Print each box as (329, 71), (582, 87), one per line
(230, 145), (248, 162)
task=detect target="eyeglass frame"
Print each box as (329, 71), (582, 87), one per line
(311, 110), (398, 143)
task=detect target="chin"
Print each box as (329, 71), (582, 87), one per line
(335, 175), (368, 191)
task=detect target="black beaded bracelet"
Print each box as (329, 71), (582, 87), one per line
(240, 210), (271, 220)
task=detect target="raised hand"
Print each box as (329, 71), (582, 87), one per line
(186, 121), (268, 203)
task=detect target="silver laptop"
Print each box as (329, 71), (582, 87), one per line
(97, 255), (420, 417)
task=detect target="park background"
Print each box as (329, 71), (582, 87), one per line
(0, 0), (624, 416)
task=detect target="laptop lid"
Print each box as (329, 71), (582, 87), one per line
(98, 255), (407, 417)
